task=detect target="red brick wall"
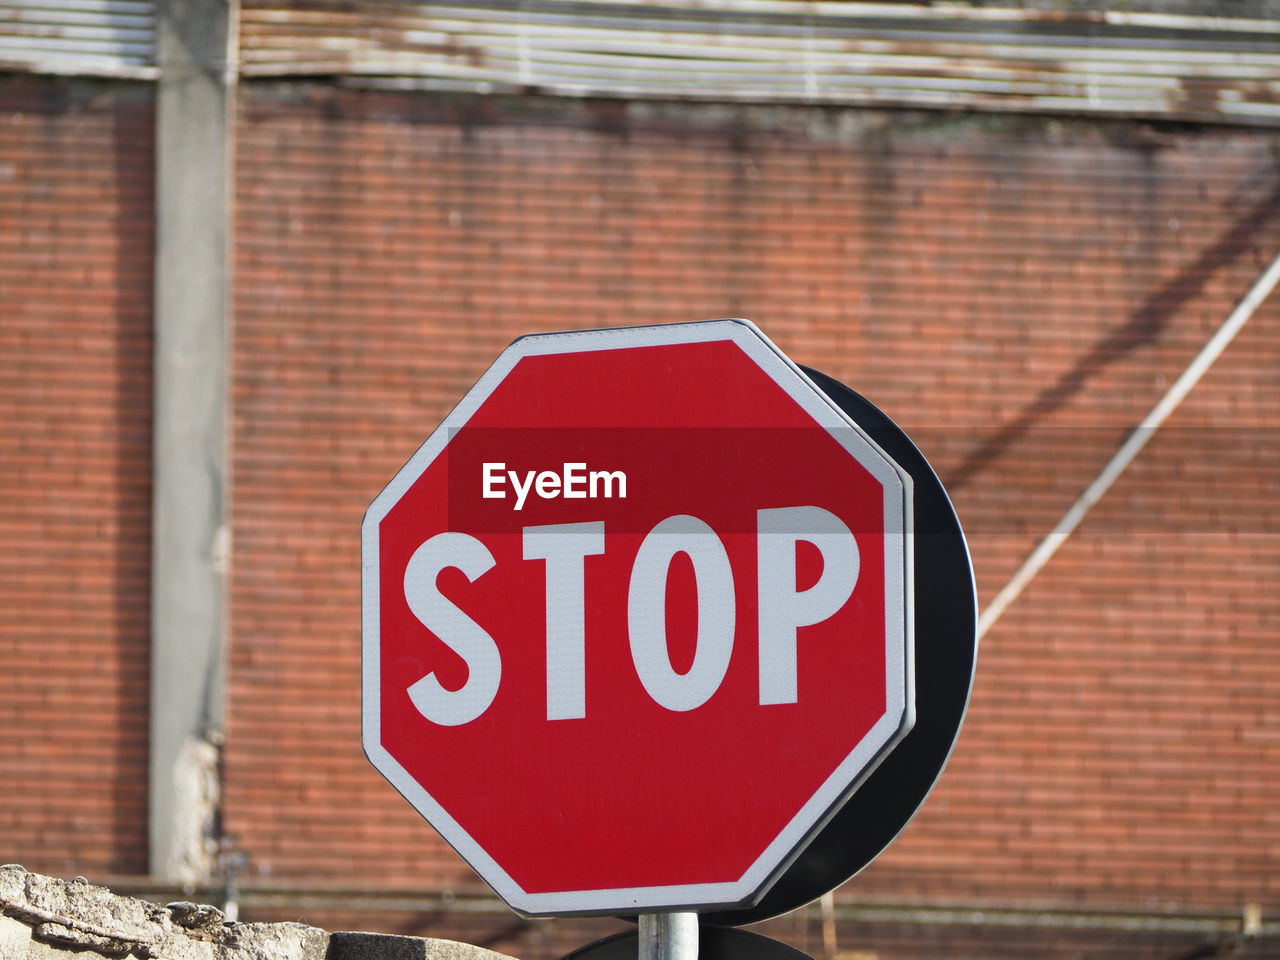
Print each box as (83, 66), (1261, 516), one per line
(0, 78), (154, 875)
(2, 71), (1277, 958)
(229, 86), (1280, 918)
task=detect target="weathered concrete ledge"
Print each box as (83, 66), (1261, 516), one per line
(0, 866), (517, 960)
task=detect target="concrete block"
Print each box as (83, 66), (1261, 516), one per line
(1, 865), (28, 903)
(218, 922), (329, 960)
(1, 911), (33, 960)
(10, 871), (166, 952)
(152, 933), (217, 960)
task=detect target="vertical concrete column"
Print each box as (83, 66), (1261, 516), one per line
(150, 0), (238, 881)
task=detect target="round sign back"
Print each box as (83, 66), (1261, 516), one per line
(703, 369), (977, 926)
(560, 926), (816, 960)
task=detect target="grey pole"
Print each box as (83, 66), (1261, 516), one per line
(150, 0), (237, 883)
(639, 913), (699, 960)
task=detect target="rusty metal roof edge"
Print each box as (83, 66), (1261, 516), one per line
(0, 0), (156, 76)
(238, 0), (1280, 38)
(0, 55), (157, 79)
(331, 72), (1280, 128)
(3, 0), (1280, 128)
(549, 0), (1280, 35)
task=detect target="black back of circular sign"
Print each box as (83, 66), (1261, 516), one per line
(698, 369), (979, 927)
(562, 927), (816, 960)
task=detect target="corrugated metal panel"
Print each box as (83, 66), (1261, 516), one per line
(0, 0), (155, 78)
(238, 0), (1280, 125)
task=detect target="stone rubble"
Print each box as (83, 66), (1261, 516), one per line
(0, 866), (514, 960)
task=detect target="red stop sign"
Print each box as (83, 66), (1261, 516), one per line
(362, 321), (913, 916)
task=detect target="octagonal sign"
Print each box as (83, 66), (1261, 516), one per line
(362, 320), (914, 917)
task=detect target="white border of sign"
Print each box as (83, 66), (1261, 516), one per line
(361, 319), (914, 917)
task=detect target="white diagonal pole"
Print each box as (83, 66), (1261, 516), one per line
(978, 247), (1280, 641)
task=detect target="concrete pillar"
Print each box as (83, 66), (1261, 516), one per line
(150, 0), (238, 881)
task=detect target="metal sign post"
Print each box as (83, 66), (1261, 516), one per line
(639, 913), (698, 960)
